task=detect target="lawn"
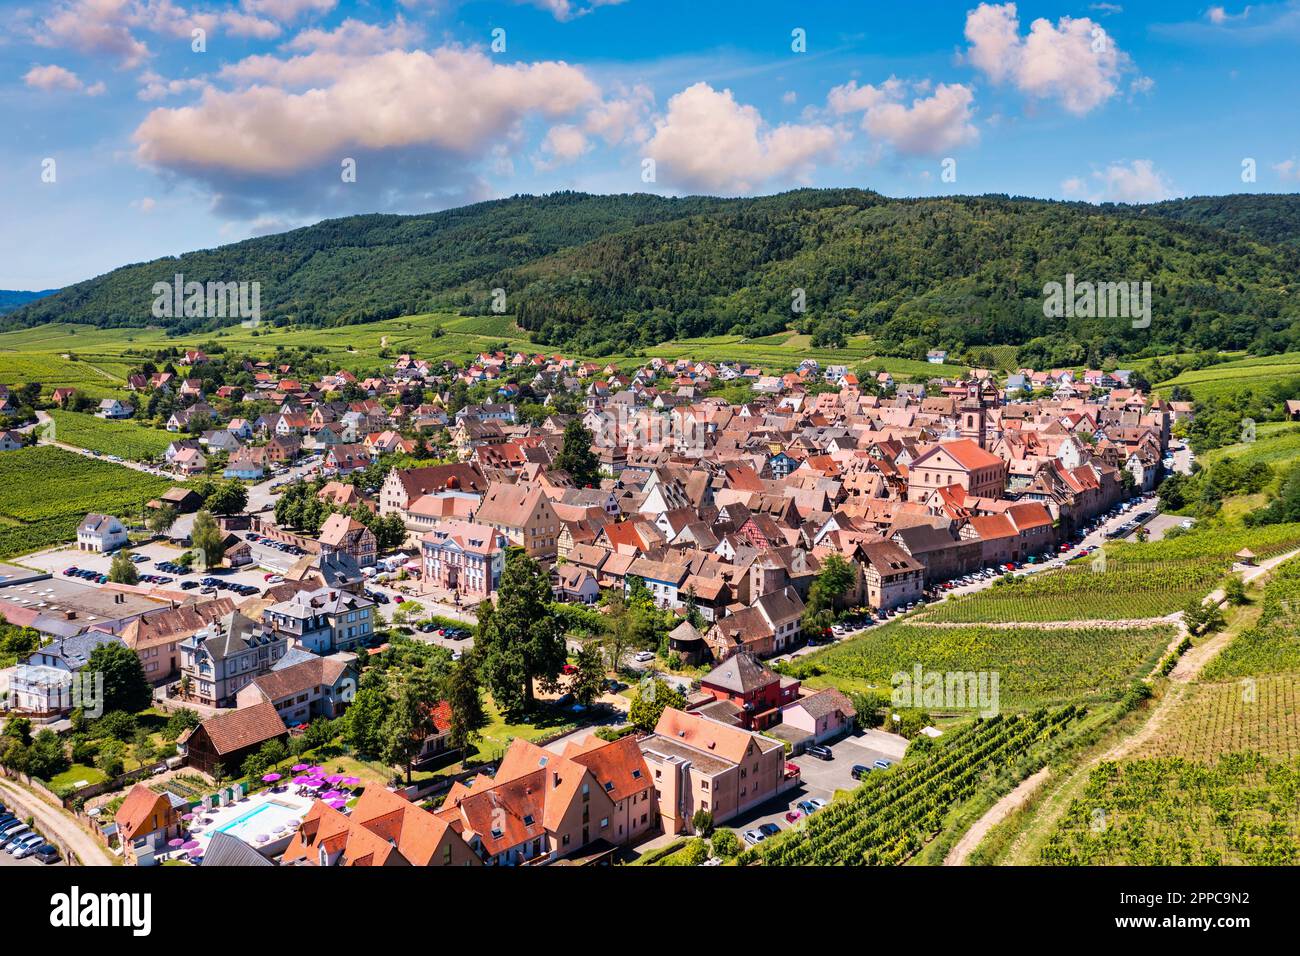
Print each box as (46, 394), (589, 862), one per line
(45, 763), (108, 791)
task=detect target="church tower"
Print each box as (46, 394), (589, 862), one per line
(959, 381), (989, 449)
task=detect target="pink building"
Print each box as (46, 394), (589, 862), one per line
(420, 520), (508, 600)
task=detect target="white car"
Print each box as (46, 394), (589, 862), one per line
(632, 650), (655, 663)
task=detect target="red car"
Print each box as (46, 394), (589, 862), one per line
(785, 810), (802, 823)
(561, 663), (578, 675)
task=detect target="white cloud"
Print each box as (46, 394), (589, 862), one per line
(1062, 160), (1177, 203)
(282, 16), (422, 55)
(583, 84), (654, 145)
(23, 63), (105, 95)
(240, 0), (336, 21)
(827, 77), (978, 157)
(645, 82), (840, 193)
(136, 70), (206, 101)
(1272, 158), (1300, 181)
(36, 0), (151, 68)
(135, 47), (600, 177)
(518, 0), (627, 21)
(537, 124), (591, 168)
(131, 197), (157, 212)
(1207, 5), (1253, 25)
(964, 2), (1134, 115)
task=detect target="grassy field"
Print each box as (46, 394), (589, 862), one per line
(0, 320), (971, 392)
(792, 620), (1176, 709)
(46, 410), (174, 461)
(0, 445), (173, 558)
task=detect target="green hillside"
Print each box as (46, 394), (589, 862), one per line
(6, 190), (1300, 365)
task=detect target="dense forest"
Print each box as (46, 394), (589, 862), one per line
(6, 189), (1299, 364)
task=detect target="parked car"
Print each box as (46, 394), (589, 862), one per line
(12, 835), (46, 858)
(804, 744), (833, 761)
(796, 798), (829, 815)
(742, 827), (768, 845)
(632, 650), (655, 663)
(758, 822), (781, 838)
(561, 663), (578, 675)
(33, 843), (60, 865)
(851, 764), (872, 780)
(872, 758), (894, 771)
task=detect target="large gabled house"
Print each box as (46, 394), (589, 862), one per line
(431, 735), (655, 865)
(283, 786), (480, 867)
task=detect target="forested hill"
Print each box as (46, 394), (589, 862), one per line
(0, 289), (57, 315)
(5, 189), (1299, 364)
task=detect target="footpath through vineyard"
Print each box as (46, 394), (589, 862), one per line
(953, 545), (1300, 866)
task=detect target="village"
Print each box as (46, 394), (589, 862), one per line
(0, 344), (1188, 867)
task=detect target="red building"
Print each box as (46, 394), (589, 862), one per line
(695, 653), (800, 730)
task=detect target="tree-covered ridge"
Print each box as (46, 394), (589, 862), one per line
(6, 189), (1300, 364)
(0, 289), (57, 315)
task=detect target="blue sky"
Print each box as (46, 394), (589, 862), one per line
(3, 0), (1299, 289)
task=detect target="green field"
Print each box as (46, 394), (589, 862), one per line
(1204, 557), (1300, 679)
(922, 561), (1226, 624)
(1154, 351), (1300, 400)
(0, 445), (174, 558)
(792, 620), (1176, 709)
(46, 410), (174, 461)
(0, 319), (971, 390)
(1135, 674), (1300, 762)
(1041, 753), (1300, 865)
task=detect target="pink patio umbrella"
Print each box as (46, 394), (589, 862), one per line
(168, 838), (185, 848)
(325, 799), (347, 810)
(291, 763), (310, 772)
(181, 812), (196, 821)
(321, 790), (343, 800)
(341, 776), (361, 786)
(307, 766), (325, 775)
(325, 774), (345, 784)
(182, 840), (200, 850)
(261, 773), (282, 783)
(291, 776), (314, 786)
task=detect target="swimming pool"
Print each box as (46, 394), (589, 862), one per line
(214, 798), (304, 843)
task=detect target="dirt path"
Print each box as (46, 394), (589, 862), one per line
(953, 548), (1300, 865)
(914, 617), (1171, 630)
(944, 767), (1051, 866)
(0, 777), (114, 866)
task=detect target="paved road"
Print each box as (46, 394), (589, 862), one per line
(0, 777), (111, 866)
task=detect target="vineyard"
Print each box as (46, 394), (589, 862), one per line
(1135, 674), (1300, 762)
(46, 410), (174, 461)
(922, 561), (1225, 623)
(1105, 522), (1300, 564)
(738, 706), (1084, 866)
(1204, 557), (1300, 678)
(1040, 752), (1300, 865)
(791, 621), (1175, 708)
(0, 445), (173, 558)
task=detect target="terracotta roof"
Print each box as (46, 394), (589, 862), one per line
(114, 784), (172, 841)
(189, 701), (287, 755)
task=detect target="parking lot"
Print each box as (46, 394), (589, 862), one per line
(724, 729), (910, 844)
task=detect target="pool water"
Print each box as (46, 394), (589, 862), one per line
(215, 799), (303, 842)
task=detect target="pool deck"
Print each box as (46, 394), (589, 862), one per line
(165, 789), (320, 864)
